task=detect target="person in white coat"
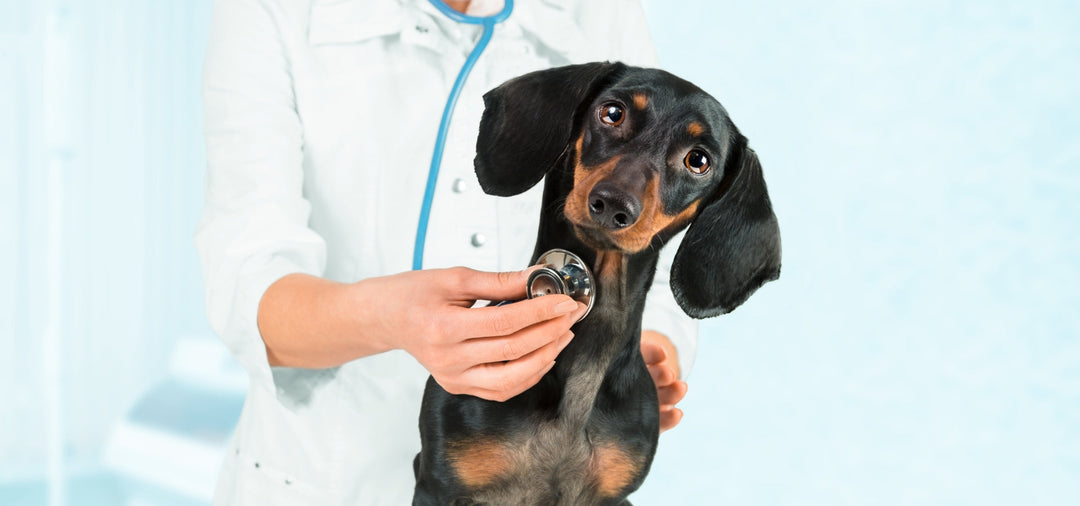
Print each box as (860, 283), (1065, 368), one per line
(196, 0), (697, 503)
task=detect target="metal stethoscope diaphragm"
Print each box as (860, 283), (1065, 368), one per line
(526, 249), (595, 322)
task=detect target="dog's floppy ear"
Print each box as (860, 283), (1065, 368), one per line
(671, 140), (782, 318)
(475, 62), (626, 196)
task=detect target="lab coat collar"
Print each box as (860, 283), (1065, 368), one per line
(308, 0), (589, 61)
(308, 0), (407, 46)
(512, 0), (589, 60)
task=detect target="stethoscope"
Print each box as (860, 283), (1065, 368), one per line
(411, 0), (595, 320)
(412, 0), (513, 272)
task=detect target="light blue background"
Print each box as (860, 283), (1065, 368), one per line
(636, 2), (1080, 504)
(2, 1), (1077, 504)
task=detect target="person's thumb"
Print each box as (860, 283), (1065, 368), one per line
(455, 266), (538, 302)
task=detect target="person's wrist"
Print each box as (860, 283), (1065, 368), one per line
(344, 276), (396, 356)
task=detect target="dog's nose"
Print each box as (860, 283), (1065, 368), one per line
(588, 182), (641, 230)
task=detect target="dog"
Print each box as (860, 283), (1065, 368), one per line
(413, 62), (781, 505)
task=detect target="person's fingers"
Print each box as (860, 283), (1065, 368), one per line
(461, 330), (574, 401)
(470, 355), (559, 402)
(640, 340), (668, 365)
(448, 266), (543, 302)
(454, 294), (578, 339)
(566, 302), (589, 324)
(657, 381), (688, 406)
(659, 406), (684, 433)
(464, 311), (577, 363)
(647, 363), (676, 387)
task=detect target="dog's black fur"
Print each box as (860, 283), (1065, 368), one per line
(413, 62), (781, 505)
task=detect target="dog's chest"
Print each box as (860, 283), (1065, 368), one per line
(456, 418), (645, 505)
(450, 349), (652, 504)
(441, 281), (656, 504)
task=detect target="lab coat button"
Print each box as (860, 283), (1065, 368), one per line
(470, 233), (487, 247)
(452, 178), (468, 193)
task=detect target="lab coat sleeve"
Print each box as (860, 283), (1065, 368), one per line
(607, 1), (699, 379)
(195, 0), (326, 394)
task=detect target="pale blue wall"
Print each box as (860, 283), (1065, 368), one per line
(1, 1), (216, 503)
(635, 1), (1080, 504)
(1, 1), (1077, 504)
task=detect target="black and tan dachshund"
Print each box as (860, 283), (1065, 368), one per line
(413, 62), (781, 505)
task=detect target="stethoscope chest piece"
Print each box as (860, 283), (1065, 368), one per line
(527, 249), (595, 322)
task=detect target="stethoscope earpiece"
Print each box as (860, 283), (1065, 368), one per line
(527, 249), (595, 322)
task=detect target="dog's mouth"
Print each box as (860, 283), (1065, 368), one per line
(566, 219), (625, 252)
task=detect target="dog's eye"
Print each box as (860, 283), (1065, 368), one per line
(684, 150), (710, 175)
(598, 103), (625, 127)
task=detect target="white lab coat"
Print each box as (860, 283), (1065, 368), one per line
(196, 0), (698, 503)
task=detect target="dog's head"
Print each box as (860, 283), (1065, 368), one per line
(475, 62), (781, 318)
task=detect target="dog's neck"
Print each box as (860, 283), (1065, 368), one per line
(531, 171), (663, 431)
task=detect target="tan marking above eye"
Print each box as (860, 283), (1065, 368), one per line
(632, 93), (648, 110)
(687, 122), (704, 136)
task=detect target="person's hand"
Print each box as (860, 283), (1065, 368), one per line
(362, 266), (587, 402)
(641, 330), (688, 433)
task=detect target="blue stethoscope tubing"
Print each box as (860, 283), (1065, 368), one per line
(412, 0), (515, 271)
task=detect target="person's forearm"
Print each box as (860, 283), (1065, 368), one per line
(258, 273), (389, 368)
(255, 267), (584, 402)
